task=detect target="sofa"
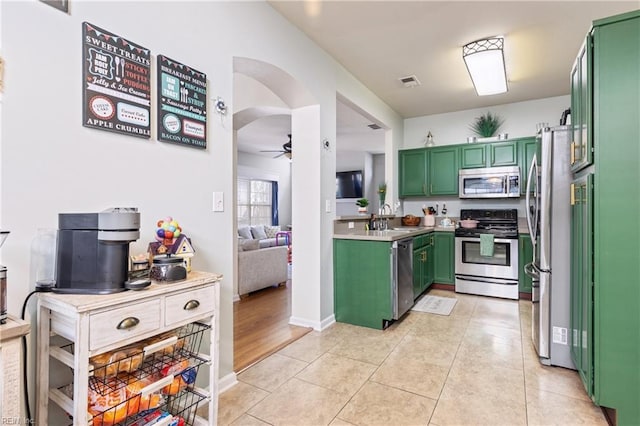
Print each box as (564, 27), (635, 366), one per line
(237, 243), (288, 296)
(237, 225), (289, 249)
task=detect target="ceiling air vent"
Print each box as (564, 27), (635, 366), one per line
(367, 123), (382, 130)
(399, 75), (421, 88)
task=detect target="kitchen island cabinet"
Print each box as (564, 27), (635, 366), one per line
(36, 271), (221, 425)
(334, 239), (394, 330)
(569, 10), (639, 425)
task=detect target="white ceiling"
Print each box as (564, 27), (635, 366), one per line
(238, 1), (638, 158)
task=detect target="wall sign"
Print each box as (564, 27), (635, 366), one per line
(157, 55), (207, 149)
(82, 22), (151, 138)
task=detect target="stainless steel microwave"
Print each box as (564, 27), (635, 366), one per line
(459, 166), (521, 198)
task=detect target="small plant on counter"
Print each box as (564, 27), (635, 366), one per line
(355, 198), (369, 208)
(469, 111), (504, 137)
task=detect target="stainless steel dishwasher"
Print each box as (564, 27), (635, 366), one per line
(392, 237), (414, 319)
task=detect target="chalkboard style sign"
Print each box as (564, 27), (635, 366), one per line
(82, 22), (151, 139)
(157, 55), (207, 149)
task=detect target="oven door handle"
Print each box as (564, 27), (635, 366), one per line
(456, 237), (515, 244)
(455, 275), (518, 285)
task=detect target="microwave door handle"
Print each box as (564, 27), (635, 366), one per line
(525, 153), (537, 239)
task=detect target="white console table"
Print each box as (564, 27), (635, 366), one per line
(36, 271), (221, 425)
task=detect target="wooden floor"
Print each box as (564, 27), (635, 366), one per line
(233, 280), (312, 372)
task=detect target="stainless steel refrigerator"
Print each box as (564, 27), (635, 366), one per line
(525, 125), (575, 369)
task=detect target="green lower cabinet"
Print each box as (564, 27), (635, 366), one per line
(518, 235), (533, 294)
(334, 239), (392, 329)
(425, 242), (434, 288)
(433, 232), (454, 284)
(413, 233), (434, 298)
(413, 247), (426, 298)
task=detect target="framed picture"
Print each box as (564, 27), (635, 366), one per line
(40, 0), (69, 13)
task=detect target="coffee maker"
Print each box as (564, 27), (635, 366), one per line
(0, 230), (9, 324)
(54, 208), (140, 294)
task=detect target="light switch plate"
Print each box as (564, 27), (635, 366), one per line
(325, 199), (331, 213)
(213, 191), (224, 212)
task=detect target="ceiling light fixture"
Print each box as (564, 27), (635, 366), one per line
(462, 37), (507, 96)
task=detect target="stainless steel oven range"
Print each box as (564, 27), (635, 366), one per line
(455, 209), (519, 300)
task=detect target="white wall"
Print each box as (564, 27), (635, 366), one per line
(1, 0), (404, 411)
(402, 95), (570, 219)
(404, 95), (570, 148)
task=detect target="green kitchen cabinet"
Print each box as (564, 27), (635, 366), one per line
(489, 141), (519, 167)
(334, 239), (393, 330)
(460, 140), (519, 169)
(570, 38), (593, 174)
(413, 233), (434, 298)
(399, 148), (428, 197)
(518, 234), (533, 294)
(569, 11), (640, 424)
(428, 147), (459, 195)
(570, 174), (593, 396)
(459, 144), (487, 169)
(520, 137), (540, 195)
(433, 232), (454, 284)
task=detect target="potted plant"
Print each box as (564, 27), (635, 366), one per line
(377, 182), (387, 207)
(356, 198), (369, 214)
(469, 111), (504, 140)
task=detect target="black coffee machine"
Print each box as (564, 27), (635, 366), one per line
(54, 207), (140, 294)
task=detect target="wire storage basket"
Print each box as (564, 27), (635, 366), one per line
(61, 322), (211, 426)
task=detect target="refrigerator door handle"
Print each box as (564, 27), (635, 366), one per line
(525, 153), (538, 240)
(524, 262), (539, 279)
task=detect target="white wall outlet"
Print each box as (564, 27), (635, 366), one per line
(325, 199), (331, 213)
(348, 222), (354, 229)
(213, 191), (224, 212)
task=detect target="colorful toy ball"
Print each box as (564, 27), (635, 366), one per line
(155, 217), (182, 246)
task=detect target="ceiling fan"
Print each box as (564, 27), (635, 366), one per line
(260, 134), (292, 159)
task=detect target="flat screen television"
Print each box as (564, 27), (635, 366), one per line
(336, 170), (363, 199)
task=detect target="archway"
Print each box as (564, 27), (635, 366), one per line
(232, 57), (320, 371)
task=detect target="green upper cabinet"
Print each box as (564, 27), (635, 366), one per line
(570, 37), (593, 173)
(520, 137), (540, 195)
(460, 144), (487, 169)
(489, 141), (519, 167)
(460, 141), (519, 169)
(399, 148), (428, 197)
(433, 232), (454, 284)
(428, 146), (459, 195)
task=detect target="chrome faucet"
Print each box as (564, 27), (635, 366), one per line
(379, 203), (392, 216)
(377, 204), (392, 230)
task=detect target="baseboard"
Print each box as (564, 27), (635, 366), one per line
(232, 293), (240, 303)
(519, 292), (532, 301)
(289, 314), (335, 331)
(218, 372), (238, 394)
(431, 283), (455, 291)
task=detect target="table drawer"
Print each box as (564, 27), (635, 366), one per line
(89, 299), (161, 350)
(165, 286), (214, 327)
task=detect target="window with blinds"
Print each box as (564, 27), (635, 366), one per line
(237, 178), (273, 227)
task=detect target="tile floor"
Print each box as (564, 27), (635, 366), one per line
(218, 290), (608, 425)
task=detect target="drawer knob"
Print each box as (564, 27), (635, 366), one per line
(184, 300), (200, 311)
(116, 317), (140, 330)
